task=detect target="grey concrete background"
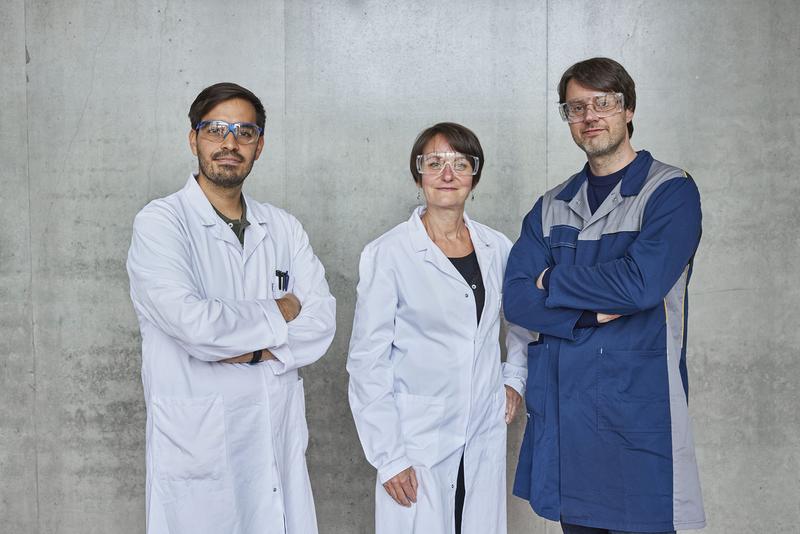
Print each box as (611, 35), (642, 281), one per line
(1, 1), (798, 533)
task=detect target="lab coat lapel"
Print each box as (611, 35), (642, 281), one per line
(241, 195), (268, 265)
(183, 175), (244, 248)
(567, 181), (593, 224)
(408, 207), (468, 286)
(583, 180), (625, 230)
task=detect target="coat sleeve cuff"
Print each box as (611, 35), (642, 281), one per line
(267, 344), (295, 375)
(378, 457), (413, 485)
(256, 299), (289, 348)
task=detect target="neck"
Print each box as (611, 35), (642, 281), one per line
(196, 173), (243, 219)
(587, 142), (637, 176)
(421, 204), (466, 242)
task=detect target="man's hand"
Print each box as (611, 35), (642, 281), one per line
(383, 466), (418, 507)
(536, 268), (549, 290)
(219, 350), (276, 364)
(597, 313), (622, 324)
(505, 385), (522, 424)
(276, 292), (302, 322)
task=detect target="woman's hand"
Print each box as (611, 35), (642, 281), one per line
(383, 466), (418, 507)
(505, 385), (523, 424)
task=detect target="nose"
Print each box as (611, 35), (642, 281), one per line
(220, 128), (240, 150)
(440, 163), (455, 181)
(583, 105), (599, 122)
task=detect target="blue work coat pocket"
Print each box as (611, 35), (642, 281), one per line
(526, 342), (550, 418)
(396, 392), (445, 467)
(548, 225), (579, 264)
(597, 349), (670, 432)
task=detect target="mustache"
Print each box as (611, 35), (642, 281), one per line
(212, 150), (244, 162)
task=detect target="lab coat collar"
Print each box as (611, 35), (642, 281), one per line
(182, 175), (268, 257)
(555, 150), (654, 202)
(408, 206), (497, 292)
(408, 206), (493, 252)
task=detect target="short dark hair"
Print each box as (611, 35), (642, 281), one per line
(409, 122), (485, 187)
(557, 57), (636, 138)
(188, 82), (266, 131)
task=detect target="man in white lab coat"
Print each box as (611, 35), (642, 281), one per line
(127, 82), (336, 534)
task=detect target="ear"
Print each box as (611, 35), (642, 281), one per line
(253, 134), (265, 161)
(625, 108), (634, 123)
(189, 129), (198, 156)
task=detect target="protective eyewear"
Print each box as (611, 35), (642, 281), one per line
(195, 120), (263, 145)
(416, 152), (480, 176)
(558, 92), (624, 123)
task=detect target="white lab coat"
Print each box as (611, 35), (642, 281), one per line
(347, 207), (531, 534)
(127, 176), (336, 534)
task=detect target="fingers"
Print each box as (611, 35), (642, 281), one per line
(383, 467), (417, 507)
(505, 385), (522, 424)
(402, 468), (417, 503)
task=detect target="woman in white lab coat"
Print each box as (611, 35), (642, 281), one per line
(347, 123), (531, 534)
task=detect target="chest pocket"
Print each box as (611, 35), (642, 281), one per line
(548, 225), (579, 264)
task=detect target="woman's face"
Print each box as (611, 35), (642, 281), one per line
(418, 134), (474, 211)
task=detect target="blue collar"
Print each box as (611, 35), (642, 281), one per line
(555, 150), (654, 201)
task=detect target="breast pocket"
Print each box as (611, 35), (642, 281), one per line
(597, 349), (670, 432)
(548, 225), (579, 264)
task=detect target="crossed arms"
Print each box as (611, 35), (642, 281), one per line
(503, 177), (702, 337)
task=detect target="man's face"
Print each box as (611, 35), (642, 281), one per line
(565, 79), (633, 159)
(189, 98), (264, 188)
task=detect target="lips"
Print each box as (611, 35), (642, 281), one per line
(212, 150), (243, 163)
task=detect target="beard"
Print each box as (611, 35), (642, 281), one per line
(197, 149), (255, 189)
(573, 117), (628, 159)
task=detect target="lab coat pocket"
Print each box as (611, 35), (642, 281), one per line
(152, 395), (227, 482)
(396, 393), (445, 467)
(597, 349), (670, 432)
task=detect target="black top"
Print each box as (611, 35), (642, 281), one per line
(212, 195), (250, 246)
(586, 157), (636, 214)
(449, 251), (485, 325)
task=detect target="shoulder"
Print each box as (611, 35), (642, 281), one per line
(360, 220), (410, 258)
(132, 190), (184, 231)
(641, 157), (699, 204)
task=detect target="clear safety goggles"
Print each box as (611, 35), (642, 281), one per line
(558, 92), (625, 123)
(416, 152), (480, 176)
(195, 120), (263, 145)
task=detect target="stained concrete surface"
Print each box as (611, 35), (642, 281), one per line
(1, 1), (799, 533)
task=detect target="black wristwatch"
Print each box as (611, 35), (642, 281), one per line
(249, 349), (263, 365)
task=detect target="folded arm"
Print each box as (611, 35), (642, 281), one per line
(503, 198), (584, 340)
(127, 206), (290, 361)
(545, 177), (702, 314)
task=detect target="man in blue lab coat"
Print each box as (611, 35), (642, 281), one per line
(505, 57), (706, 534)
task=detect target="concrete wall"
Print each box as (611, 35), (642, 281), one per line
(1, 1), (797, 532)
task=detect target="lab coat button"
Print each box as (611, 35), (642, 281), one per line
(273, 487), (278, 492)
(450, 483), (455, 489)
(464, 293), (469, 298)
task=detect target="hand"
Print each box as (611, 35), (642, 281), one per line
(596, 313), (622, 324)
(505, 385), (522, 424)
(536, 268), (549, 290)
(276, 292), (302, 322)
(383, 466), (418, 507)
(219, 350), (275, 364)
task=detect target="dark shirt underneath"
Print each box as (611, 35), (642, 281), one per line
(212, 196), (250, 246)
(449, 251), (485, 325)
(586, 159), (633, 214)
